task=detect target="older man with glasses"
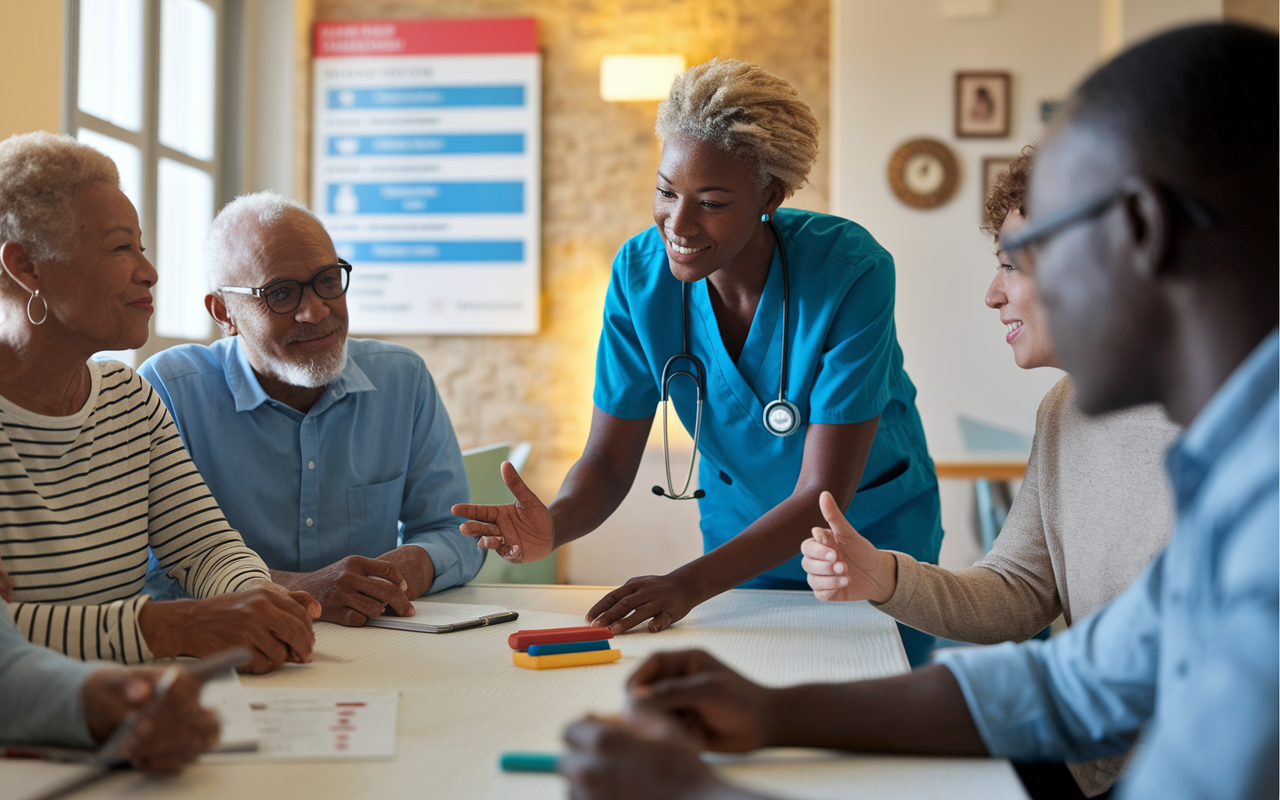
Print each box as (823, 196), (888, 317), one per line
(139, 192), (482, 626)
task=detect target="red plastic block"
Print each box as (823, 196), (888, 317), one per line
(508, 626), (613, 651)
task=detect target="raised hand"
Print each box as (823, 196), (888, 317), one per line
(138, 588), (317, 674)
(585, 574), (699, 634)
(271, 555), (415, 627)
(452, 461), (555, 564)
(800, 490), (898, 604)
(626, 649), (778, 752)
(81, 667), (219, 774)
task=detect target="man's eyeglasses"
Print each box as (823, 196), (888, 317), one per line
(219, 260), (352, 314)
(1001, 186), (1212, 256)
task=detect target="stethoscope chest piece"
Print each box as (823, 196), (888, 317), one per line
(763, 398), (802, 437)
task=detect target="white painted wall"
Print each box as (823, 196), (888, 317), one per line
(829, 0), (1221, 574)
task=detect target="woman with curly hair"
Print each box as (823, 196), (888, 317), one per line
(801, 145), (1182, 798)
(456, 58), (943, 665)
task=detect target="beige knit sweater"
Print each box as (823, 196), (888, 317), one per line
(876, 376), (1181, 796)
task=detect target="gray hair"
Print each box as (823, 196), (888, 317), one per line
(0, 132), (120, 264)
(656, 59), (820, 199)
(204, 191), (322, 292)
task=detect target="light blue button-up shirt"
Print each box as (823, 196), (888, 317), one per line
(139, 338), (482, 598)
(938, 330), (1278, 799)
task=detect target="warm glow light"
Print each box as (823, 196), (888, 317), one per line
(599, 54), (686, 102)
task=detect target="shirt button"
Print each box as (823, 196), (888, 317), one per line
(1175, 660), (1189, 677)
(308, 461), (315, 470)
(331, 389), (339, 397)
(306, 518), (314, 527)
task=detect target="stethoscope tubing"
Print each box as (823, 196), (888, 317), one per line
(655, 219), (800, 500)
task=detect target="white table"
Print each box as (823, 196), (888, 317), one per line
(9, 585), (1026, 799)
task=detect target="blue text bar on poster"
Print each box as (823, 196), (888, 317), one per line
(327, 134), (524, 156)
(328, 182), (524, 214)
(336, 241), (524, 262)
(328, 86), (525, 109)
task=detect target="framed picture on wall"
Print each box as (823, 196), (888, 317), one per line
(956, 71), (1011, 138)
(982, 155), (1018, 210)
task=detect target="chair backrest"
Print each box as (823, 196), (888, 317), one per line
(461, 442), (516, 505)
(459, 442), (558, 585)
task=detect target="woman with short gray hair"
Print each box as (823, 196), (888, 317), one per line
(0, 132), (318, 673)
(456, 59), (943, 665)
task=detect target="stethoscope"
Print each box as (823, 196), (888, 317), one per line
(653, 219), (802, 501)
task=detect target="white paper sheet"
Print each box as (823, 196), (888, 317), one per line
(199, 668), (260, 753)
(217, 689), (400, 761)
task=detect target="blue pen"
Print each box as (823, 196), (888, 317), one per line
(526, 639), (611, 657)
(499, 751), (560, 772)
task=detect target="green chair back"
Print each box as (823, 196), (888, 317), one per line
(462, 442), (558, 584)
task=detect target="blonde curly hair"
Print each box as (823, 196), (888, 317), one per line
(656, 59), (819, 199)
(0, 132), (120, 264)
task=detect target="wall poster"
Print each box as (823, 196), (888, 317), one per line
(312, 18), (541, 334)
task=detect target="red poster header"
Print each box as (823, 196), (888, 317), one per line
(315, 18), (537, 57)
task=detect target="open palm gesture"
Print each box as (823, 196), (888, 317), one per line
(452, 461), (555, 564)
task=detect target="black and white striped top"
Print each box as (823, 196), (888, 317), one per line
(0, 360), (271, 664)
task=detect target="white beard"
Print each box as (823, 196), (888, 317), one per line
(264, 338), (349, 389)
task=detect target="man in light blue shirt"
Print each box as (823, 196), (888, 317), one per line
(141, 192), (481, 626)
(551, 23), (1279, 800)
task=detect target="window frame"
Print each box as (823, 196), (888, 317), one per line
(62, 0), (242, 349)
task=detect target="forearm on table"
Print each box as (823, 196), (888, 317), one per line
(877, 556), (1061, 645)
(767, 665), (988, 756)
(13, 597), (153, 664)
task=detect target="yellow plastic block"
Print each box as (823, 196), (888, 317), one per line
(512, 648), (621, 670)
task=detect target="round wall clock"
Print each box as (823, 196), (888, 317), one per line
(887, 138), (960, 209)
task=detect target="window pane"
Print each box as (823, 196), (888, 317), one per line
(156, 158), (213, 339)
(76, 129), (143, 214)
(78, 0), (144, 131)
(159, 0), (217, 161)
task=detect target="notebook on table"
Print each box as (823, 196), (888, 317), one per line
(365, 601), (518, 633)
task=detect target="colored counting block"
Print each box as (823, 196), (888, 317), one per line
(499, 752), (561, 772)
(512, 648), (622, 670)
(527, 640), (611, 657)
(508, 626), (613, 651)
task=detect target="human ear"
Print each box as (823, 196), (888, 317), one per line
(761, 178), (786, 218)
(1118, 176), (1174, 280)
(0, 241), (39, 294)
(204, 293), (237, 337)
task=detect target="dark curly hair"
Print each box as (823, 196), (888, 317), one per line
(981, 144), (1035, 243)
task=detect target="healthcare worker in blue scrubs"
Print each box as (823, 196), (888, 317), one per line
(455, 58), (943, 664)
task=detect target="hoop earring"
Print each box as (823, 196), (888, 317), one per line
(26, 289), (47, 326)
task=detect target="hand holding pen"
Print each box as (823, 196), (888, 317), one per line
(83, 648), (250, 775)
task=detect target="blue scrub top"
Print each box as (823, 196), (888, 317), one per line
(594, 208), (942, 585)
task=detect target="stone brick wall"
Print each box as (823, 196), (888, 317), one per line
(305, 0), (829, 502)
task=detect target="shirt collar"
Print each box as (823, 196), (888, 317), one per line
(1166, 329), (1279, 503)
(223, 337), (376, 414)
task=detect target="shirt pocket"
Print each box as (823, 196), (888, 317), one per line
(346, 476), (405, 558)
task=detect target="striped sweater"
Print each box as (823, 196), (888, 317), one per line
(0, 360), (271, 664)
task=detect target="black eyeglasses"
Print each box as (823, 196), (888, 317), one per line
(219, 260), (352, 314)
(1002, 184), (1213, 257)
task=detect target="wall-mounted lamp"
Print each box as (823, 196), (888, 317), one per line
(599, 54), (687, 102)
